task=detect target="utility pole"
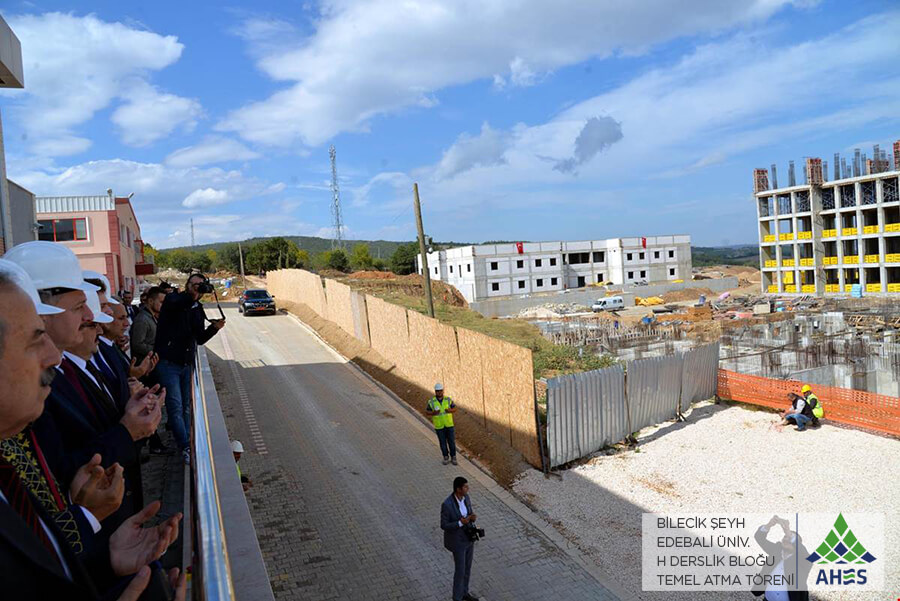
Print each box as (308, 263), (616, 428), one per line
(413, 183), (435, 318)
(238, 241), (246, 287)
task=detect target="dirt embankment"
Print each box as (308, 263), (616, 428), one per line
(331, 270), (469, 308)
(278, 299), (530, 487)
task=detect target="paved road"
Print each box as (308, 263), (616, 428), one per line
(205, 306), (621, 601)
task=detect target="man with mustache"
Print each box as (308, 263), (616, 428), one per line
(0, 257), (185, 600)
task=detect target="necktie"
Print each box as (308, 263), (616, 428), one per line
(0, 456), (63, 567)
(84, 361), (119, 417)
(0, 432), (82, 553)
(94, 352), (118, 390)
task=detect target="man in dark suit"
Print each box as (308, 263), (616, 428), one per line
(0, 262), (185, 600)
(441, 476), (480, 601)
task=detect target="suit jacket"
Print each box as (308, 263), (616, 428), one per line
(130, 307), (157, 365)
(97, 342), (131, 411)
(0, 490), (98, 600)
(751, 526), (810, 601)
(34, 361), (140, 530)
(441, 493), (474, 552)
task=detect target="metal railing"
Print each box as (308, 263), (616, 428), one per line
(187, 345), (275, 601)
(191, 351), (237, 601)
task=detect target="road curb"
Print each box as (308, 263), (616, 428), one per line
(281, 309), (634, 601)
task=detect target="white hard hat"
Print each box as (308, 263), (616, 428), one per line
(0, 258), (64, 315)
(83, 270), (120, 304)
(231, 440), (244, 453)
(85, 288), (113, 323)
(434, 382), (444, 391)
(4, 242), (99, 293)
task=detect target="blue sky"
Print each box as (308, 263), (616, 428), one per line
(2, 0), (899, 248)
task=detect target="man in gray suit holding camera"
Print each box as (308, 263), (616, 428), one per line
(441, 477), (480, 601)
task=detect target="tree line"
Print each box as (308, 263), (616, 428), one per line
(145, 237), (421, 276)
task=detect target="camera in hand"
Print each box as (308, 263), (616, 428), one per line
(465, 524), (485, 542)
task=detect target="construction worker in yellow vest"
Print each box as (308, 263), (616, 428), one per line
(426, 382), (458, 465)
(802, 384), (824, 422)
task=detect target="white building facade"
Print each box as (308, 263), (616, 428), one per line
(417, 235), (692, 303)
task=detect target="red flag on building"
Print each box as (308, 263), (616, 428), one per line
(641, 237), (647, 248)
(515, 242), (524, 254)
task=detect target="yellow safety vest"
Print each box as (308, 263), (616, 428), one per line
(427, 396), (454, 429)
(808, 393), (823, 418)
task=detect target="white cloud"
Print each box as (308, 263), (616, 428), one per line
(433, 123), (514, 180)
(350, 172), (412, 207)
(4, 12), (190, 155)
(359, 9), (900, 236)
(112, 82), (203, 146)
(218, 0), (808, 147)
(183, 188), (230, 208)
(165, 137), (261, 167)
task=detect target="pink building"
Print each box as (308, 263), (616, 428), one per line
(35, 191), (155, 294)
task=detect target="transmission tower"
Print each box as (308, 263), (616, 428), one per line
(329, 145), (344, 250)
(190, 218), (195, 249)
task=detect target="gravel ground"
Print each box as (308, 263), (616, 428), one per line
(515, 401), (899, 601)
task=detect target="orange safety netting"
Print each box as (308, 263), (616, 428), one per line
(717, 369), (900, 437)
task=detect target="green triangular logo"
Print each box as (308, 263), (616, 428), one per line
(806, 513), (877, 564)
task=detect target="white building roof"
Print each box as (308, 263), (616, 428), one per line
(36, 195), (115, 213)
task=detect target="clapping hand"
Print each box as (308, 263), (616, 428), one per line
(121, 385), (164, 441)
(109, 501), (182, 577)
(70, 454), (125, 522)
(129, 352), (159, 379)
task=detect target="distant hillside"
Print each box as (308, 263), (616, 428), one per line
(691, 245), (759, 267)
(167, 236), (409, 259)
(166, 235), (759, 266)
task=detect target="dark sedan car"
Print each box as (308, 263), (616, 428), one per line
(238, 289), (277, 316)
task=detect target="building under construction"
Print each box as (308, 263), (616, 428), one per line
(753, 139), (900, 296)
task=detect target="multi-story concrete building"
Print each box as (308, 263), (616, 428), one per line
(0, 14), (24, 254)
(754, 140), (900, 296)
(417, 235), (692, 303)
(35, 191), (155, 294)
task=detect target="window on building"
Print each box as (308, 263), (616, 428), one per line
(592, 251), (605, 263)
(450, 265), (454, 273)
(628, 271), (634, 279)
(535, 258), (542, 267)
(434, 267), (438, 275)
(536, 279), (543, 287)
(491, 282), (500, 292)
(626, 253), (633, 261)
(567, 252), (590, 264)
(490, 261), (498, 271)
(669, 268), (676, 276)
(668, 250), (675, 259)
(549, 258), (556, 266)
(551, 277), (558, 285)
(640, 270), (646, 278)
(37, 218), (88, 242)
(654, 251), (660, 259)
(516, 259), (524, 268)
(467, 264), (471, 273)
(639, 252), (645, 260)
(518, 280), (526, 289)
(596, 273), (604, 283)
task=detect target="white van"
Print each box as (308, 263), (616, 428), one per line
(591, 296), (625, 312)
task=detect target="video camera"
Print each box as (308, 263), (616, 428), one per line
(188, 272), (225, 322)
(465, 525), (485, 542)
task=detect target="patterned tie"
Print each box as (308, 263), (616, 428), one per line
(0, 432), (82, 553)
(0, 453), (63, 566)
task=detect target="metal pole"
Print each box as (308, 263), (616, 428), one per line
(413, 183), (435, 318)
(238, 242), (246, 288)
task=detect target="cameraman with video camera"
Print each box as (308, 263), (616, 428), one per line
(154, 273), (225, 465)
(441, 477), (482, 601)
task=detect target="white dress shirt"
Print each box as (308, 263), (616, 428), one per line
(456, 494), (468, 528)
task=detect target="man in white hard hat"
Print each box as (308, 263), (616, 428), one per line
(231, 440), (252, 492)
(425, 382), (459, 465)
(6, 242), (162, 528)
(0, 260), (187, 600)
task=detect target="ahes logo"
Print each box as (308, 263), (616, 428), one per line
(806, 513), (877, 586)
